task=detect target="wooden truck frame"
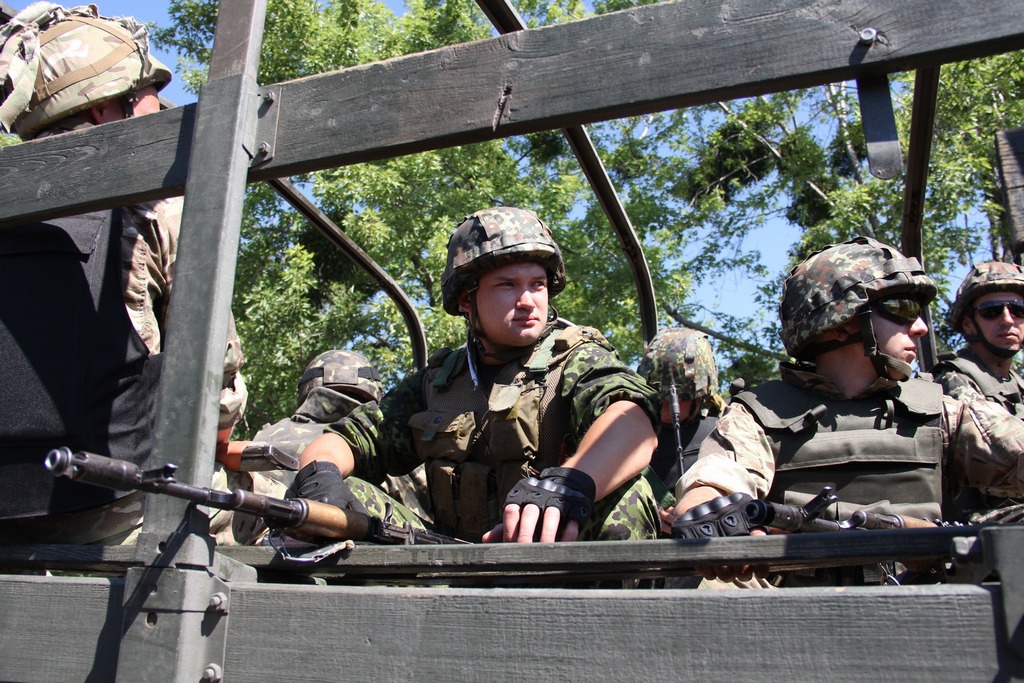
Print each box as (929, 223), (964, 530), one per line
(2, 0), (1024, 680)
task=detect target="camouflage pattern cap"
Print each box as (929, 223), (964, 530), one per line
(440, 206), (566, 315)
(780, 236), (936, 359)
(0, 3), (172, 139)
(637, 327), (718, 401)
(949, 261), (1024, 332)
(297, 349), (383, 406)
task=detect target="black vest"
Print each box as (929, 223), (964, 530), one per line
(0, 210), (160, 517)
(651, 414), (719, 491)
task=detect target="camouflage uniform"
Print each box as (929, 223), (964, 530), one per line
(636, 327), (725, 507)
(0, 5), (245, 544)
(246, 351), (432, 521)
(327, 207), (660, 542)
(682, 363), (1024, 514)
(329, 323), (660, 541)
(932, 262), (1024, 522)
(679, 238), (1024, 585)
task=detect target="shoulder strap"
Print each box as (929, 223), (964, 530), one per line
(732, 380), (828, 434)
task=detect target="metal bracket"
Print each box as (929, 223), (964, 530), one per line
(250, 85), (281, 167)
(981, 526), (1024, 660)
(856, 74), (902, 180)
(119, 566), (233, 682)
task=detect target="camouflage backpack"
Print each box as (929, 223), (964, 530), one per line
(0, 2), (171, 139)
(440, 206), (566, 315)
(637, 327), (719, 402)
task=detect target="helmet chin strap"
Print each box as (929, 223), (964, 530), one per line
(965, 315), (1020, 359)
(858, 310), (913, 381)
(805, 311), (912, 381)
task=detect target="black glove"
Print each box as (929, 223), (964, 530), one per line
(504, 467), (596, 527)
(671, 492), (754, 539)
(289, 461), (368, 515)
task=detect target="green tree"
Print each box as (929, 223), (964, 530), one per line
(156, 1), (1024, 431)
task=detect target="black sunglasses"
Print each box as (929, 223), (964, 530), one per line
(974, 300), (1024, 320)
(873, 297), (923, 325)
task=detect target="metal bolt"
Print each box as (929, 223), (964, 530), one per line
(208, 592), (228, 613)
(262, 90), (275, 104)
(256, 142), (271, 156)
(858, 27), (878, 46)
(201, 663), (223, 683)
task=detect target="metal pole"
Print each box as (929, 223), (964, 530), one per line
(476, 0), (659, 343)
(900, 67), (941, 371)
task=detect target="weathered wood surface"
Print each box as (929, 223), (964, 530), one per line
(0, 528), (978, 583)
(0, 574), (1016, 682)
(998, 127), (1024, 257)
(0, 575), (123, 683)
(3, 0), (1024, 225)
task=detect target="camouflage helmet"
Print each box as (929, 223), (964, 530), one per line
(297, 350), (383, 406)
(440, 206), (567, 316)
(780, 236), (936, 361)
(0, 3), (172, 139)
(637, 327), (718, 402)
(949, 261), (1024, 333)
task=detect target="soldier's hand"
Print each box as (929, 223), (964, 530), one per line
(497, 467), (595, 542)
(289, 461), (367, 515)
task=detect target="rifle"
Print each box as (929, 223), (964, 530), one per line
(744, 486), (940, 533)
(672, 485), (939, 539)
(45, 447), (467, 546)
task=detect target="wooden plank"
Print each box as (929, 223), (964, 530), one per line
(2, 0), (1024, 225)
(219, 529), (972, 584)
(0, 575), (123, 683)
(0, 528), (979, 583)
(220, 582), (1014, 681)
(0, 574), (1014, 681)
(997, 127), (1024, 258)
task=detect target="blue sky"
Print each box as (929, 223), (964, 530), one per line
(65, 0), (408, 105)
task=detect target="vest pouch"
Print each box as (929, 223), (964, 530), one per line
(408, 410), (476, 463)
(488, 382), (543, 500)
(426, 459), (460, 531)
(457, 461), (497, 538)
(773, 428), (943, 521)
(424, 459), (497, 537)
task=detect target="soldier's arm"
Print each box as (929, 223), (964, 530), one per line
(563, 400), (657, 500)
(933, 367), (987, 403)
(300, 432), (356, 476)
(675, 402), (775, 508)
(943, 395), (1024, 497)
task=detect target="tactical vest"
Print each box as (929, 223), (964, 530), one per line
(650, 414), (719, 492)
(934, 350), (1024, 417)
(0, 210), (160, 518)
(732, 377), (944, 521)
(409, 325), (602, 537)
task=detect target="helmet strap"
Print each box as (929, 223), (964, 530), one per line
(965, 315), (1020, 359)
(859, 309), (913, 381)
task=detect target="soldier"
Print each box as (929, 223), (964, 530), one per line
(300, 207), (661, 543)
(0, 4), (246, 544)
(933, 262), (1024, 522)
(636, 327), (725, 523)
(224, 349), (432, 522)
(673, 237), (1024, 585)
